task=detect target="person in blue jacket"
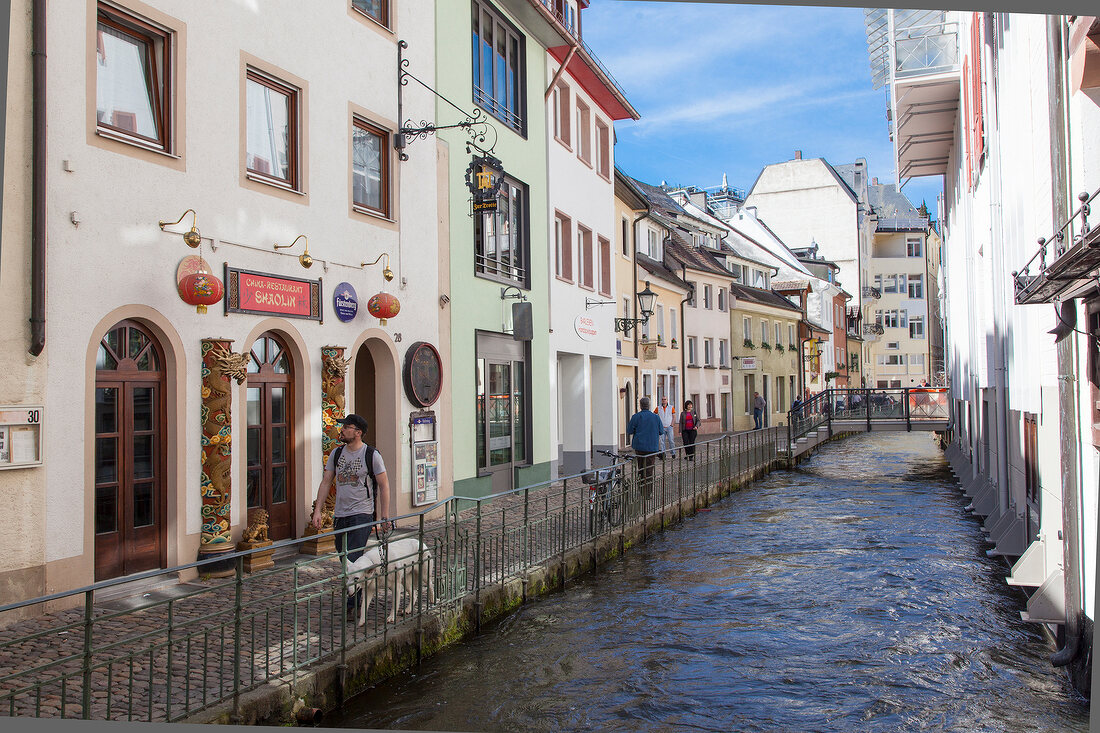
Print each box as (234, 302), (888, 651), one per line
(627, 396), (663, 497)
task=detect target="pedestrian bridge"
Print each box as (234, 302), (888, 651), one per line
(783, 387), (950, 458)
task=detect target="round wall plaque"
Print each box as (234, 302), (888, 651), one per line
(403, 341), (443, 408)
(333, 282), (358, 322)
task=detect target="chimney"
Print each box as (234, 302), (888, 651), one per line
(794, 150), (802, 160)
(872, 177), (879, 185)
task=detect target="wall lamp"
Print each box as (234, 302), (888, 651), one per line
(614, 281), (657, 336)
(361, 253), (394, 282)
(159, 209), (202, 248)
(274, 235), (313, 268)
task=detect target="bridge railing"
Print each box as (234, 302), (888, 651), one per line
(0, 429), (781, 724)
(787, 388), (949, 447)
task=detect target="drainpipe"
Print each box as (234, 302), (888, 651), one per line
(1044, 13), (1087, 680)
(680, 265), (691, 410)
(29, 0), (46, 356)
(630, 208), (647, 414)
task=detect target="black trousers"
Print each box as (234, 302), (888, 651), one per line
(682, 429), (698, 457)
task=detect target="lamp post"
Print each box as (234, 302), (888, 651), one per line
(615, 281), (657, 335)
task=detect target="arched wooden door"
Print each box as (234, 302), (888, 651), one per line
(94, 321), (167, 580)
(245, 333), (295, 540)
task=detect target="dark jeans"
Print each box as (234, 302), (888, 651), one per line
(334, 512), (374, 563)
(682, 429), (698, 457)
(753, 408), (763, 429)
(635, 451), (656, 500)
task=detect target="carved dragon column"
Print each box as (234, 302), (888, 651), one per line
(198, 339), (248, 572)
(301, 346), (348, 555)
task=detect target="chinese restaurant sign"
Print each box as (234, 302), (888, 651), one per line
(225, 266), (322, 321)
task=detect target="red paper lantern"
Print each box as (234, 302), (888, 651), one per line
(178, 271), (224, 314)
(367, 292), (401, 325)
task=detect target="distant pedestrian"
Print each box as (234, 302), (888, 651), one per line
(627, 396), (663, 497)
(656, 397), (677, 459)
(753, 392), (766, 430)
(679, 400), (699, 461)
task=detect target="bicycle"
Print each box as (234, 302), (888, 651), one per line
(584, 449), (633, 533)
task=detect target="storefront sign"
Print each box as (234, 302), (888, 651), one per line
(574, 314), (598, 341)
(225, 266), (322, 321)
(741, 357), (758, 369)
(332, 282), (358, 322)
(403, 342), (443, 408)
(465, 154), (506, 215)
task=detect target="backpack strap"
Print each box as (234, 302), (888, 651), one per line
(363, 445), (377, 499)
(331, 444), (344, 469)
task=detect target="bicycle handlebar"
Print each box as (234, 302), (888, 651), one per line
(596, 449), (635, 461)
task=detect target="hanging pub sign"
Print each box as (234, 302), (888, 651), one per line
(333, 281), (359, 322)
(464, 154), (506, 215)
(225, 266), (322, 321)
(403, 341), (443, 408)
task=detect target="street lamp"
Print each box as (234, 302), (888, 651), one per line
(614, 281), (657, 335)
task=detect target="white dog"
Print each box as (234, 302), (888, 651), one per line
(345, 537), (435, 625)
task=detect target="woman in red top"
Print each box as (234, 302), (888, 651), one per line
(679, 400), (699, 461)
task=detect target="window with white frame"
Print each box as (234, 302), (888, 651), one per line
(647, 228), (659, 258)
(877, 354), (906, 366)
(554, 212), (572, 281)
(906, 237), (922, 257)
(552, 82), (570, 146)
(719, 339), (728, 367)
(908, 274), (923, 299)
(775, 322), (782, 347)
(642, 372), (652, 399)
(703, 285), (713, 309)
(760, 320), (768, 346)
(687, 337), (697, 365)
(909, 316), (925, 339)
(622, 296), (630, 319)
(655, 304), (665, 343)
(706, 393), (715, 418)
(883, 274), (899, 294)
(788, 324), (795, 348)
(620, 217), (629, 256)
(704, 338), (713, 365)
(909, 353), (926, 372)
(670, 309), (677, 344)
(743, 316), (751, 342)
(718, 288), (726, 312)
(576, 98), (592, 164)
(886, 341), (900, 350)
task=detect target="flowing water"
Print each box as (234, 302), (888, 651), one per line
(330, 433), (1089, 732)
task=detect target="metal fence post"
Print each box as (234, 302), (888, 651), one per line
(905, 388), (912, 431)
(232, 555), (243, 723)
(866, 388), (872, 432)
(416, 512), (426, 663)
(81, 589), (93, 719)
(474, 501), (483, 633)
(560, 479), (568, 585)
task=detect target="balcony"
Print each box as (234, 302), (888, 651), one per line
(863, 323), (885, 336)
(1014, 188), (1100, 304)
(861, 286), (881, 300)
(865, 9), (960, 182)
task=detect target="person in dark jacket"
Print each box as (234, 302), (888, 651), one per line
(627, 396), (663, 497)
(679, 400), (699, 461)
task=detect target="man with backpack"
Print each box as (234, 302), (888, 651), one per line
(311, 413), (391, 566)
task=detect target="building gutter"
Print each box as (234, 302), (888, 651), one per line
(1045, 13), (1087, 681)
(30, 0), (45, 356)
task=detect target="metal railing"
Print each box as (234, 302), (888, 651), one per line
(0, 431), (780, 723)
(787, 387), (949, 447)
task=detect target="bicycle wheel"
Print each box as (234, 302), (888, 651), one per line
(607, 495), (623, 527)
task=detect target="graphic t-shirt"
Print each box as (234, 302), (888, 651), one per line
(325, 444), (387, 518)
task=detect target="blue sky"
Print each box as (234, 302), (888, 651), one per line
(585, 2), (945, 215)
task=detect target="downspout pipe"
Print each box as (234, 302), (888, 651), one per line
(630, 208), (647, 413)
(30, 0), (46, 356)
(679, 265), (692, 409)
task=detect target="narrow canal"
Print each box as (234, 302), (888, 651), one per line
(331, 433), (1089, 732)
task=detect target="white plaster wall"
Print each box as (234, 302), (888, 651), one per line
(42, 1), (439, 567)
(546, 58), (618, 464)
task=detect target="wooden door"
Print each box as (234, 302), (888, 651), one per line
(246, 334), (294, 540)
(94, 322), (166, 580)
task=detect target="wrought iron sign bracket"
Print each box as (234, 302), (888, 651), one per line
(397, 40), (497, 161)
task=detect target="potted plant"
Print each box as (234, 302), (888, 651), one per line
(775, 343), (785, 353)
(743, 339), (756, 350)
(761, 341), (772, 351)
(671, 337), (678, 349)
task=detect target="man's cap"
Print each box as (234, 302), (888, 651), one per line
(338, 413), (368, 432)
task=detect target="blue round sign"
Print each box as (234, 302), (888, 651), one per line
(333, 282), (358, 322)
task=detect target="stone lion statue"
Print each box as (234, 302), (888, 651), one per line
(242, 508), (270, 543)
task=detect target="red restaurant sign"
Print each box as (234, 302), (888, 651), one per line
(225, 266), (322, 321)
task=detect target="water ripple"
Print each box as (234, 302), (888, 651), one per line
(332, 433), (1089, 732)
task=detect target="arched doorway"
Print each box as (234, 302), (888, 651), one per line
(94, 320), (167, 580)
(352, 338), (398, 516)
(245, 333), (295, 540)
